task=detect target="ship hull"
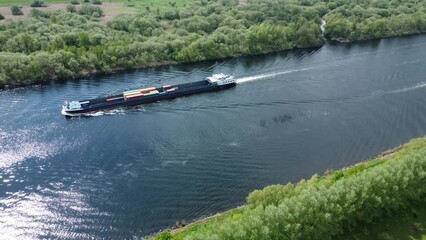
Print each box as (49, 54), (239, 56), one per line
(62, 81), (236, 116)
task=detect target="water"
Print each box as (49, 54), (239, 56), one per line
(320, 19), (326, 34)
(1, 35), (426, 239)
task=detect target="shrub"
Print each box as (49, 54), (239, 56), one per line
(29, 8), (50, 18)
(247, 184), (296, 208)
(78, 4), (103, 16)
(92, 12), (101, 18)
(91, 11), (101, 21)
(10, 6), (23, 15)
(91, 0), (102, 5)
(0, 13), (4, 20)
(71, 0), (80, 5)
(83, 0), (90, 2)
(66, 4), (76, 12)
(30, 0), (46, 7)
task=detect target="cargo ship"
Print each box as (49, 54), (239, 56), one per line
(61, 73), (236, 116)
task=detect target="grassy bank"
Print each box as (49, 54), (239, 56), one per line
(150, 137), (426, 239)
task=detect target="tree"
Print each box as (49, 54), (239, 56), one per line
(10, 6), (23, 16)
(91, 0), (102, 5)
(78, 32), (90, 48)
(66, 4), (77, 12)
(324, 13), (352, 40)
(78, 4), (103, 16)
(29, 8), (50, 18)
(30, 0), (46, 7)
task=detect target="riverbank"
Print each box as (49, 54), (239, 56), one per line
(0, 6), (323, 89)
(149, 137), (426, 239)
(0, 60), (178, 90)
(2, 0), (426, 89)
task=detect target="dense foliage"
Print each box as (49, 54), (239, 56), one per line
(0, 0), (325, 87)
(1, 0), (426, 87)
(162, 138), (426, 240)
(323, 0), (426, 41)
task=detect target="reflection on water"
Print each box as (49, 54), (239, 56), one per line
(1, 34), (426, 238)
(1, 125), (60, 168)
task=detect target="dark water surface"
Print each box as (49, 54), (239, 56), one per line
(1, 35), (426, 239)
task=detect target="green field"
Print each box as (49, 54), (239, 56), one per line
(0, 0), (68, 6)
(0, 0), (194, 8)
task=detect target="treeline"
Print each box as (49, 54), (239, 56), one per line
(323, 0), (426, 41)
(154, 138), (426, 240)
(0, 0), (327, 87)
(1, 0), (426, 87)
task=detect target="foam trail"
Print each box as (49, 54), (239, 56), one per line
(64, 108), (127, 118)
(236, 67), (316, 84)
(389, 82), (426, 94)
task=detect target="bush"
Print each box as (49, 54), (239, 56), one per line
(66, 4), (76, 12)
(10, 6), (23, 15)
(247, 184), (296, 208)
(78, 4), (103, 16)
(91, 11), (101, 21)
(30, 0), (46, 7)
(91, 0), (102, 5)
(71, 0), (80, 5)
(83, 0), (90, 2)
(0, 13), (4, 20)
(92, 12), (101, 18)
(29, 8), (50, 18)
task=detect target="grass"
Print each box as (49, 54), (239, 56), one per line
(0, 0), (194, 8)
(133, 0), (193, 8)
(0, 0), (70, 6)
(0, 0), (195, 23)
(170, 206), (248, 240)
(149, 137), (426, 239)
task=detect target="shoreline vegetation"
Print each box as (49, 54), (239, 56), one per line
(149, 137), (426, 240)
(2, 0), (426, 88)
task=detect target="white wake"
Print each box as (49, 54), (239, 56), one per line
(236, 67), (316, 84)
(389, 82), (426, 94)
